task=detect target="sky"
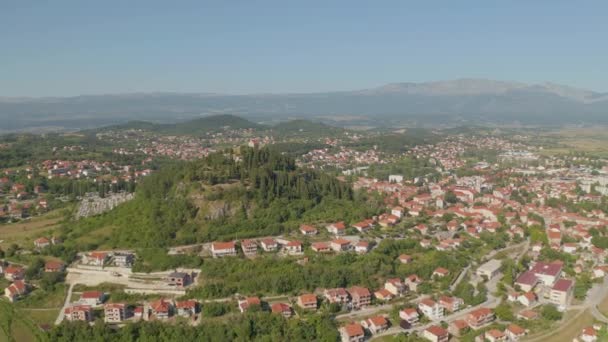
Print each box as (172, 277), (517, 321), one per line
(1, 1), (607, 97)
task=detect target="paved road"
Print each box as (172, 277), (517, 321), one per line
(55, 282), (75, 325)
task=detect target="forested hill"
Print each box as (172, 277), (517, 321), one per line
(90, 114), (262, 135)
(62, 147), (379, 252)
(89, 114), (343, 137)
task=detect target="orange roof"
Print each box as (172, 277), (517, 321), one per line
(175, 300), (197, 309)
(271, 303), (291, 313)
(367, 316), (387, 326)
(451, 319), (469, 329)
(486, 329), (505, 338)
(212, 241), (235, 250)
(342, 323), (364, 337)
(331, 238), (350, 245)
(426, 325), (448, 337)
(507, 324), (526, 335)
(299, 294), (317, 304)
(348, 286), (370, 297)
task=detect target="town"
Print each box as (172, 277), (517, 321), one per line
(2, 122), (608, 342)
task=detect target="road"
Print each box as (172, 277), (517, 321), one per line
(55, 282), (75, 325)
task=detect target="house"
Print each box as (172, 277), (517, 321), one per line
(517, 309), (539, 321)
(562, 243), (578, 254)
(330, 239), (351, 252)
(311, 242), (331, 253)
(580, 326), (599, 342)
(354, 241), (370, 254)
(4, 266), (25, 281)
(391, 206), (404, 218)
(283, 241), (303, 254)
(505, 324), (527, 341)
(466, 307), (494, 329)
(530, 261), (562, 286)
(271, 303), (292, 318)
(399, 308), (419, 324)
(4, 280), (27, 302)
(340, 323), (365, 342)
(80, 291), (105, 306)
(297, 294), (318, 310)
(113, 252), (135, 267)
(398, 254), (413, 264)
(211, 241), (237, 257)
(406, 274), (423, 292)
(348, 286), (371, 309)
(300, 224), (318, 236)
(166, 272), (191, 287)
(241, 239), (258, 256)
(324, 288), (350, 304)
(419, 298), (444, 320)
(150, 299), (172, 319)
(374, 288), (394, 301)
(593, 265), (608, 279)
(34, 237), (51, 248)
(260, 238), (278, 252)
(476, 259), (502, 279)
(550, 278), (574, 306)
(517, 291), (537, 307)
(433, 267), (450, 278)
(361, 316), (389, 334)
(326, 222), (346, 236)
(104, 303), (127, 323)
(238, 297), (261, 313)
(385, 278), (406, 296)
(175, 300), (198, 317)
(84, 251), (108, 266)
(449, 319), (469, 337)
(514, 271), (539, 292)
(423, 325), (449, 342)
(352, 219), (374, 233)
(439, 296), (463, 312)
(485, 329), (506, 342)
(65, 305), (93, 322)
(133, 306), (145, 320)
(44, 260), (65, 273)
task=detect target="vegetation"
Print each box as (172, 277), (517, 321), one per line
(49, 312), (339, 342)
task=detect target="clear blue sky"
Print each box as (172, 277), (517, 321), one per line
(1, 1), (607, 96)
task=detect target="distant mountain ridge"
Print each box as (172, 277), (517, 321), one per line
(2, 79), (608, 132)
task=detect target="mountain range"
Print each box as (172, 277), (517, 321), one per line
(2, 79), (608, 132)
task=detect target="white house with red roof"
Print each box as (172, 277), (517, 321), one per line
(550, 278), (574, 306)
(80, 291), (105, 306)
(326, 222), (346, 235)
(399, 308), (419, 324)
(4, 280), (28, 302)
(211, 241), (237, 257)
(299, 224), (318, 236)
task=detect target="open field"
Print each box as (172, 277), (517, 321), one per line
(537, 128), (608, 157)
(524, 309), (594, 342)
(0, 300), (48, 342)
(0, 209), (66, 249)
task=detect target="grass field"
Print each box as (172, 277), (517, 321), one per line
(0, 209), (66, 249)
(0, 300), (48, 342)
(599, 293), (608, 317)
(537, 128), (608, 158)
(525, 309), (594, 342)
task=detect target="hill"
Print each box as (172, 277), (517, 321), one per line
(92, 114), (263, 135)
(271, 119), (343, 137)
(59, 147), (380, 270)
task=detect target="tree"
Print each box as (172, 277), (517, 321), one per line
(494, 302), (514, 321)
(541, 305), (562, 321)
